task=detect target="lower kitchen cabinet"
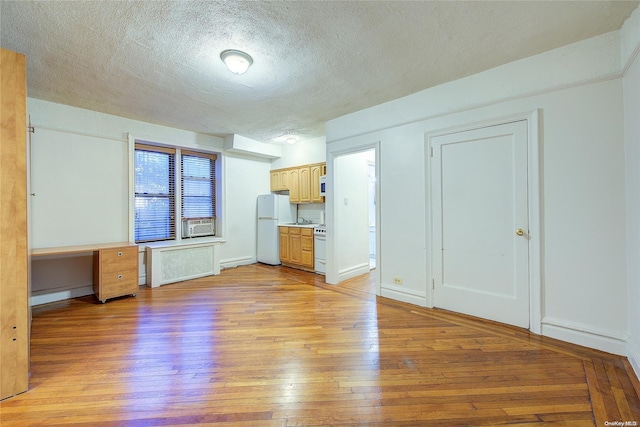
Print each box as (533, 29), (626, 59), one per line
(289, 228), (302, 263)
(301, 230), (314, 267)
(279, 226), (314, 271)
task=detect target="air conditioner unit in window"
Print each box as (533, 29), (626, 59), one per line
(183, 218), (215, 238)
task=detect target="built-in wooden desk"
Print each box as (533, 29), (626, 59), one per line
(32, 242), (139, 303)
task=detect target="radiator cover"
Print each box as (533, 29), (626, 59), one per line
(145, 240), (224, 287)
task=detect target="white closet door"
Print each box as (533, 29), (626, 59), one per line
(431, 120), (530, 328)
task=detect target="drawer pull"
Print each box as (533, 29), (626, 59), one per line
(117, 274), (123, 280)
(118, 251), (123, 256)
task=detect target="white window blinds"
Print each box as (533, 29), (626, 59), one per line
(134, 144), (176, 243)
(181, 151), (216, 221)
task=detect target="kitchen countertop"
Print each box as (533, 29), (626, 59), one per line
(278, 223), (319, 229)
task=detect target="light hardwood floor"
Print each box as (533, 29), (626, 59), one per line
(1, 264), (638, 426)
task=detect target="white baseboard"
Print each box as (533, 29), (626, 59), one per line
(338, 263), (371, 282)
(628, 342), (640, 382)
(381, 285), (428, 307)
(221, 256), (256, 269)
(541, 317), (628, 356)
(31, 284), (94, 306)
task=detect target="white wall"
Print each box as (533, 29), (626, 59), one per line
(326, 26), (637, 357)
(28, 99), (269, 303)
(623, 7), (640, 378)
(221, 153), (271, 267)
(31, 127), (129, 247)
(270, 136), (326, 169)
(327, 31), (623, 142)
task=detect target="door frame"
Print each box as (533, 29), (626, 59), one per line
(326, 141), (381, 296)
(425, 110), (542, 333)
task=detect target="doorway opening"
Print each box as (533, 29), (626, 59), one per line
(329, 145), (380, 294)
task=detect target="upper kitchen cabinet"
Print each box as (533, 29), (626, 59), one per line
(270, 169), (289, 192)
(270, 162), (325, 204)
(310, 163), (326, 203)
(298, 166), (311, 203)
(288, 168), (300, 202)
(270, 171), (280, 191)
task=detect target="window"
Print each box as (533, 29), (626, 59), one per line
(134, 144), (217, 244)
(134, 144), (176, 243)
(181, 151), (216, 221)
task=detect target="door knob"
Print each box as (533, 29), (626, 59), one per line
(516, 229), (525, 236)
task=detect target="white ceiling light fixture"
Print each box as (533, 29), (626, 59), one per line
(220, 49), (253, 74)
(281, 130), (297, 145)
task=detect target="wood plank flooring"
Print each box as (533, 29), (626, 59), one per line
(1, 264), (638, 426)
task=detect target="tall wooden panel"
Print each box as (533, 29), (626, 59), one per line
(0, 48), (29, 400)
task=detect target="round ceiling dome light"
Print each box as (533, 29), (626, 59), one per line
(220, 49), (253, 74)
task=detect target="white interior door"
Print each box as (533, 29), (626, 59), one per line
(431, 120), (529, 328)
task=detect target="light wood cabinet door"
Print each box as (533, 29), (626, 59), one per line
(301, 229), (314, 268)
(0, 48), (29, 400)
(279, 227), (290, 263)
(289, 169), (300, 203)
(279, 170), (289, 190)
(299, 166), (311, 203)
(289, 228), (302, 263)
(310, 164), (325, 203)
(270, 171), (281, 192)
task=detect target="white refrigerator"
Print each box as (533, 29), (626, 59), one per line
(257, 194), (296, 265)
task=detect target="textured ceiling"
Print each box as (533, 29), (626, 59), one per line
(1, 1), (638, 144)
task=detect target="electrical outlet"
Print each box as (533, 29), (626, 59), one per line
(393, 276), (403, 285)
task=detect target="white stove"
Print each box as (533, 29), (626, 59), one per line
(313, 225), (326, 235)
(313, 225), (326, 274)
